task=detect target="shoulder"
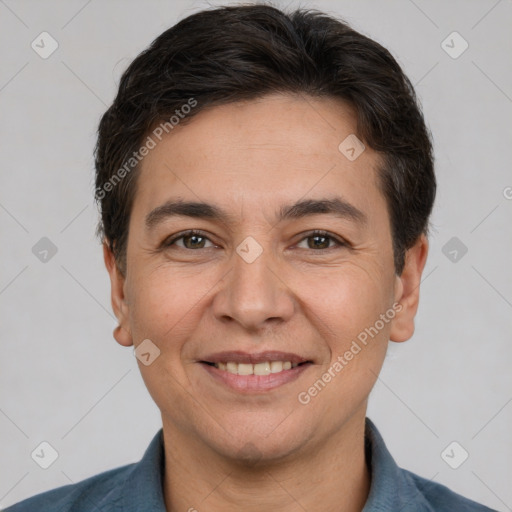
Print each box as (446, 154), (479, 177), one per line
(363, 417), (497, 512)
(3, 463), (135, 512)
(403, 468), (498, 512)
(4, 428), (166, 512)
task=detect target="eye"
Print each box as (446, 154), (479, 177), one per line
(161, 229), (347, 252)
(163, 230), (216, 250)
(295, 230), (346, 250)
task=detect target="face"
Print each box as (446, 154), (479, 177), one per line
(105, 93), (428, 462)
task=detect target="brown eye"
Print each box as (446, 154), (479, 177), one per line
(296, 230), (345, 250)
(307, 234), (331, 249)
(181, 233), (207, 249)
(163, 230), (215, 249)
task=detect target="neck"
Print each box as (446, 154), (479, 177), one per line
(161, 410), (371, 512)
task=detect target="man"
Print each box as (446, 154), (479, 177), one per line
(5, 3), (497, 511)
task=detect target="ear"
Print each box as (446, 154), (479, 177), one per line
(389, 234), (429, 343)
(103, 240), (133, 347)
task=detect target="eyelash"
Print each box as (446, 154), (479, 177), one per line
(162, 229), (347, 251)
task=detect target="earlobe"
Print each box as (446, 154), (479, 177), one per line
(389, 234), (429, 343)
(103, 241), (133, 347)
(113, 324), (133, 347)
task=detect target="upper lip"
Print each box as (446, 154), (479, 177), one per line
(200, 351), (311, 365)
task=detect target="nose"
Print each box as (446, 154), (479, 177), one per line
(211, 243), (295, 331)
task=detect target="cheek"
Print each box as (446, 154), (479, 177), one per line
(127, 265), (209, 343)
(125, 268), (206, 428)
(296, 261), (393, 407)
(299, 261), (393, 345)
(295, 267), (391, 430)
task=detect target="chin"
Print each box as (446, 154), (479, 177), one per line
(201, 413), (314, 464)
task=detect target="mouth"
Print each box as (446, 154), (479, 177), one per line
(201, 360), (309, 375)
(198, 351), (313, 392)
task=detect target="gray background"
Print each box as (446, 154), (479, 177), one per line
(1, 0), (511, 510)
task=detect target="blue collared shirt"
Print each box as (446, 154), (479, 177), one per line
(4, 417), (497, 511)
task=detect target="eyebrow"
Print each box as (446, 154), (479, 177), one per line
(145, 196), (367, 231)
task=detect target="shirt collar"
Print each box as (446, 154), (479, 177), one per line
(117, 417), (433, 512)
(362, 417), (434, 511)
(119, 428), (167, 511)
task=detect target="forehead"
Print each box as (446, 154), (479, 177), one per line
(132, 93), (385, 224)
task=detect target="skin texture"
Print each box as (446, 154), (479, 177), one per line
(103, 93), (429, 512)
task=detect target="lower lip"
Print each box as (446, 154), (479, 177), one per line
(200, 362), (312, 392)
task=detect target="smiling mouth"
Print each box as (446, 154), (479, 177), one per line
(201, 360), (311, 376)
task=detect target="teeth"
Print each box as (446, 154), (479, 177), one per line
(254, 362), (271, 375)
(237, 363), (253, 375)
(213, 361), (300, 375)
(270, 361), (283, 373)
